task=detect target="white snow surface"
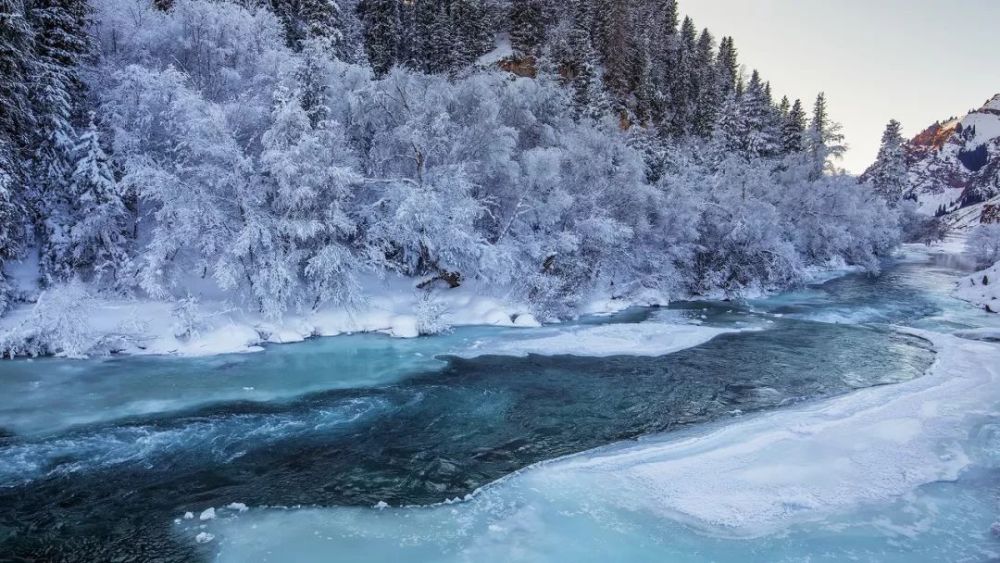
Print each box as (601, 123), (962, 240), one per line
(984, 93), (1000, 113)
(551, 330), (989, 534)
(456, 321), (747, 358)
(954, 262), (1000, 312)
(0, 274), (544, 358)
(961, 108), (1000, 147)
(476, 33), (513, 66)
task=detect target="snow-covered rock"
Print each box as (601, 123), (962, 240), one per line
(195, 532), (215, 544)
(199, 507), (216, 521)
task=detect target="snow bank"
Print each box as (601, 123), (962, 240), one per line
(0, 275), (540, 358)
(954, 262), (1000, 313)
(457, 322), (746, 358)
(476, 33), (513, 67)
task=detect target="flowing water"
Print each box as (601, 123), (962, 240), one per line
(0, 245), (997, 562)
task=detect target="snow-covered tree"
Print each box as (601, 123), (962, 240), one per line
(29, 0), (93, 284)
(260, 83), (364, 310)
(0, 0), (34, 307)
(566, 0), (604, 121)
(868, 119), (908, 204)
(65, 114), (131, 286)
(967, 224), (1000, 268)
(359, 0), (398, 76)
(781, 98), (806, 154)
(807, 92), (846, 176)
(510, 0), (544, 58)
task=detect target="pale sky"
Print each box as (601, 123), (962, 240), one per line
(681, 0), (1000, 173)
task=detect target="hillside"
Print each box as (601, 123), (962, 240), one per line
(879, 94), (1000, 222)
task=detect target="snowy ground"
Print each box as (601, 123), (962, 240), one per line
(955, 262), (1000, 313)
(0, 255), (865, 360)
(0, 274), (550, 358)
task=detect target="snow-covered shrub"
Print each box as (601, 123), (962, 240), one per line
(967, 224), (1000, 268)
(415, 293), (451, 336)
(0, 282), (135, 358)
(172, 296), (204, 341)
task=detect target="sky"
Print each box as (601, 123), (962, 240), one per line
(681, 0), (1000, 173)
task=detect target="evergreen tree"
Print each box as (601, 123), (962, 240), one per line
(633, 40), (658, 126)
(808, 92), (846, 176)
(667, 15), (697, 136)
(359, 0), (398, 76)
(29, 0), (92, 283)
(0, 0), (33, 163)
(567, 0), (603, 120)
(509, 0), (544, 59)
(0, 0), (34, 296)
(269, 0), (355, 57)
(712, 70), (780, 160)
(450, 0), (493, 68)
(715, 36), (738, 97)
(777, 95), (790, 118)
(593, 0), (634, 108)
(869, 119), (908, 204)
(781, 98), (806, 154)
(65, 114), (130, 285)
(412, 0), (452, 73)
(691, 28), (718, 138)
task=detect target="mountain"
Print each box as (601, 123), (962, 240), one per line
(880, 94), (1000, 224)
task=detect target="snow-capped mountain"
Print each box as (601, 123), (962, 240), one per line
(883, 94), (1000, 220)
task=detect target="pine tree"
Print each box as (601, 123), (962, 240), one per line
(781, 98), (806, 154)
(667, 16), (697, 136)
(633, 41), (658, 126)
(691, 28), (718, 138)
(807, 92), (846, 176)
(359, 0), (398, 76)
(29, 0), (92, 284)
(509, 0), (544, 59)
(715, 36), (738, 98)
(450, 0), (493, 68)
(0, 0), (33, 161)
(269, 0), (352, 56)
(869, 119), (908, 204)
(412, 0), (453, 73)
(593, 0), (634, 109)
(740, 70), (780, 158)
(0, 0), (34, 294)
(712, 70), (780, 160)
(66, 115), (130, 285)
(567, 0), (603, 120)
(777, 95), (790, 118)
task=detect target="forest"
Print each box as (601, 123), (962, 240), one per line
(0, 0), (903, 330)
